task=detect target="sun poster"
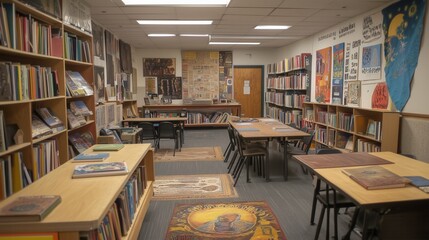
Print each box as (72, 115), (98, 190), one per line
(382, 0), (427, 111)
(315, 47), (332, 103)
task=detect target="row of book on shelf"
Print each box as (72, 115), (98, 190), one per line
(0, 139), (60, 201)
(0, 61), (60, 101)
(267, 53), (311, 74)
(266, 106), (303, 128)
(265, 92), (306, 108)
(0, 1), (90, 62)
(266, 74), (309, 90)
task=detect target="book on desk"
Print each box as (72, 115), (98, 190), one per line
(342, 166), (410, 190)
(0, 195), (61, 222)
(72, 162), (128, 178)
(71, 153), (110, 162)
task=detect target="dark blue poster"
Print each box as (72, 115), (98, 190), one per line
(332, 43), (345, 105)
(382, 0), (427, 111)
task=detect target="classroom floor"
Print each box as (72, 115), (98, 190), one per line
(138, 128), (360, 240)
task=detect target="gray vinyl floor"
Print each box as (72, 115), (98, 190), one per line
(138, 128), (360, 240)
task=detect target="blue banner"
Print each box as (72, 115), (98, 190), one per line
(382, 0), (427, 111)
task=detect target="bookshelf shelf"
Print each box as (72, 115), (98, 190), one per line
(142, 103), (241, 127)
(265, 53), (311, 127)
(0, 0), (96, 200)
(303, 102), (400, 153)
(0, 144), (154, 239)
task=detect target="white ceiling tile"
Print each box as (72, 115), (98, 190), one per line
(261, 16), (307, 23)
(270, 8), (319, 17)
(279, 0), (335, 9)
(225, 8), (274, 16)
(120, 6), (176, 14)
(229, 0), (284, 8)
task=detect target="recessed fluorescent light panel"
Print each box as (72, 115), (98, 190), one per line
(180, 34), (209, 37)
(255, 25), (291, 30)
(123, 0), (230, 6)
(148, 34), (176, 37)
(137, 20), (213, 25)
(209, 42), (260, 45)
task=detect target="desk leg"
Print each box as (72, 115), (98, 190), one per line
(284, 138), (288, 181)
(265, 140), (270, 182)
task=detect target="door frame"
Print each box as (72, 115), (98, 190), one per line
(233, 65), (265, 117)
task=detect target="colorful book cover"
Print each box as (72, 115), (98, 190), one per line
(93, 144), (124, 151)
(72, 153), (109, 162)
(72, 162), (128, 178)
(342, 166), (410, 190)
(0, 195), (61, 222)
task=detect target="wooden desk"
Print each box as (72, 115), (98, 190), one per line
(295, 152), (429, 239)
(0, 144), (154, 239)
(230, 118), (309, 181)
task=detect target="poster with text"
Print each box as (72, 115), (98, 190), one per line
(332, 43), (345, 104)
(145, 77), (158, 95)
(157, 76), (182, 99)
(315, 47), (332, 103)
(359, 44), (382, 80)
(143, 58), (176, 76)
(346, 81), (361, 106)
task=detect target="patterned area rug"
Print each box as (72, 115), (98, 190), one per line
(165, 201), (287, 240)
(154, 146), (224, 162)
(153, 174), (238, 200)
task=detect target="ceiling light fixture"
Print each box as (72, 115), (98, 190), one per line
(148, 34), (176, 37)
(137, 20), (213, 25)
(254, 25), (291, 30)
(209, 42), (260, 45)
(123, 0), (230, 7)
(211, 35), (300, 40)
(180, 34), (209, 37)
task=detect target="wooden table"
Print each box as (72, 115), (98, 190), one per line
(230, 118), (309, 181)
(294, 152), (429, 239)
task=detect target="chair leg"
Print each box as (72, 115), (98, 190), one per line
(234, 157), (247, 187)
(224, 142), (231, 156)
(227, 150), (238, 171)
(342, 207), (360, 240)
(224, 145), (233, 163)
(326, 206), (330, 240)
(233, 156), (245, 179)
(246, 157), (251, 183)
(315, 205), (326, 240)
(334, 207), (340, 240)
(311, 179), (321, 225)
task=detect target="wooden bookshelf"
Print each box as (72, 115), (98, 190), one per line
(265, 53), (311, 128)
(0, 144), (154, 239)
(141, 103), (241, 127)
(0, 0), (95, 200)
(302, 102), (400, 153)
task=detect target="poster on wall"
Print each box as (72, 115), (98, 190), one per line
(372, 82), (390, 109)
(344, 40), (360, 81)
(219, 51), (233, 99)
(143, 58), (176, 76)
(94, 66), (105, 103)
(157, 77), (182, 99)
(346, 81), (361, 106)
(145, 77), (158, 95)
(382, 0), (427, 111)
(91, 21), (104, 60)
(332, 43), (345, 104)
(359, 44), (382, 80)
(315, 47), (332, 103)
(362, 13), (383, 43)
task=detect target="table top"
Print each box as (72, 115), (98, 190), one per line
(229, 118), (309, 139)
(123, 117), (188, 122)
(313, 152), (429, 207)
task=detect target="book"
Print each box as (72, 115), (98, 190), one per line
(0, 195), (61, 222)
(237, 128), (259, 132)
(31, 114), (53, 139)
(69, 100), (93, 116)
(0, 62), (12, 100)
(93, 144), (125, 151)
(72, 152), (109, 162)
(404, 176), (429, 187)
(67, 109), (81, 129)
(0, 111), (6, 152)
(72, 162), (128, 178)
(342, 166), (410, 190)
(272, 126), (294, 131)
(35, 107), (65, 131)
(66, 71), (93, 96)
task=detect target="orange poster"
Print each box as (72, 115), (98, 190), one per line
(315, 47), (332, 103)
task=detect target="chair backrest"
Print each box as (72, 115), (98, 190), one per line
(316, 148), (342, 155)
(227, 126), (236, 147)
(138, 122), (157, 139)
(288, 122), (297, 129)
(299, 130), (315, 154)
(233, 129), (245, 157)
(158, 122), (176, 139)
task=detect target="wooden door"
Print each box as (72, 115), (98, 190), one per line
(233, 66), (263, 118)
